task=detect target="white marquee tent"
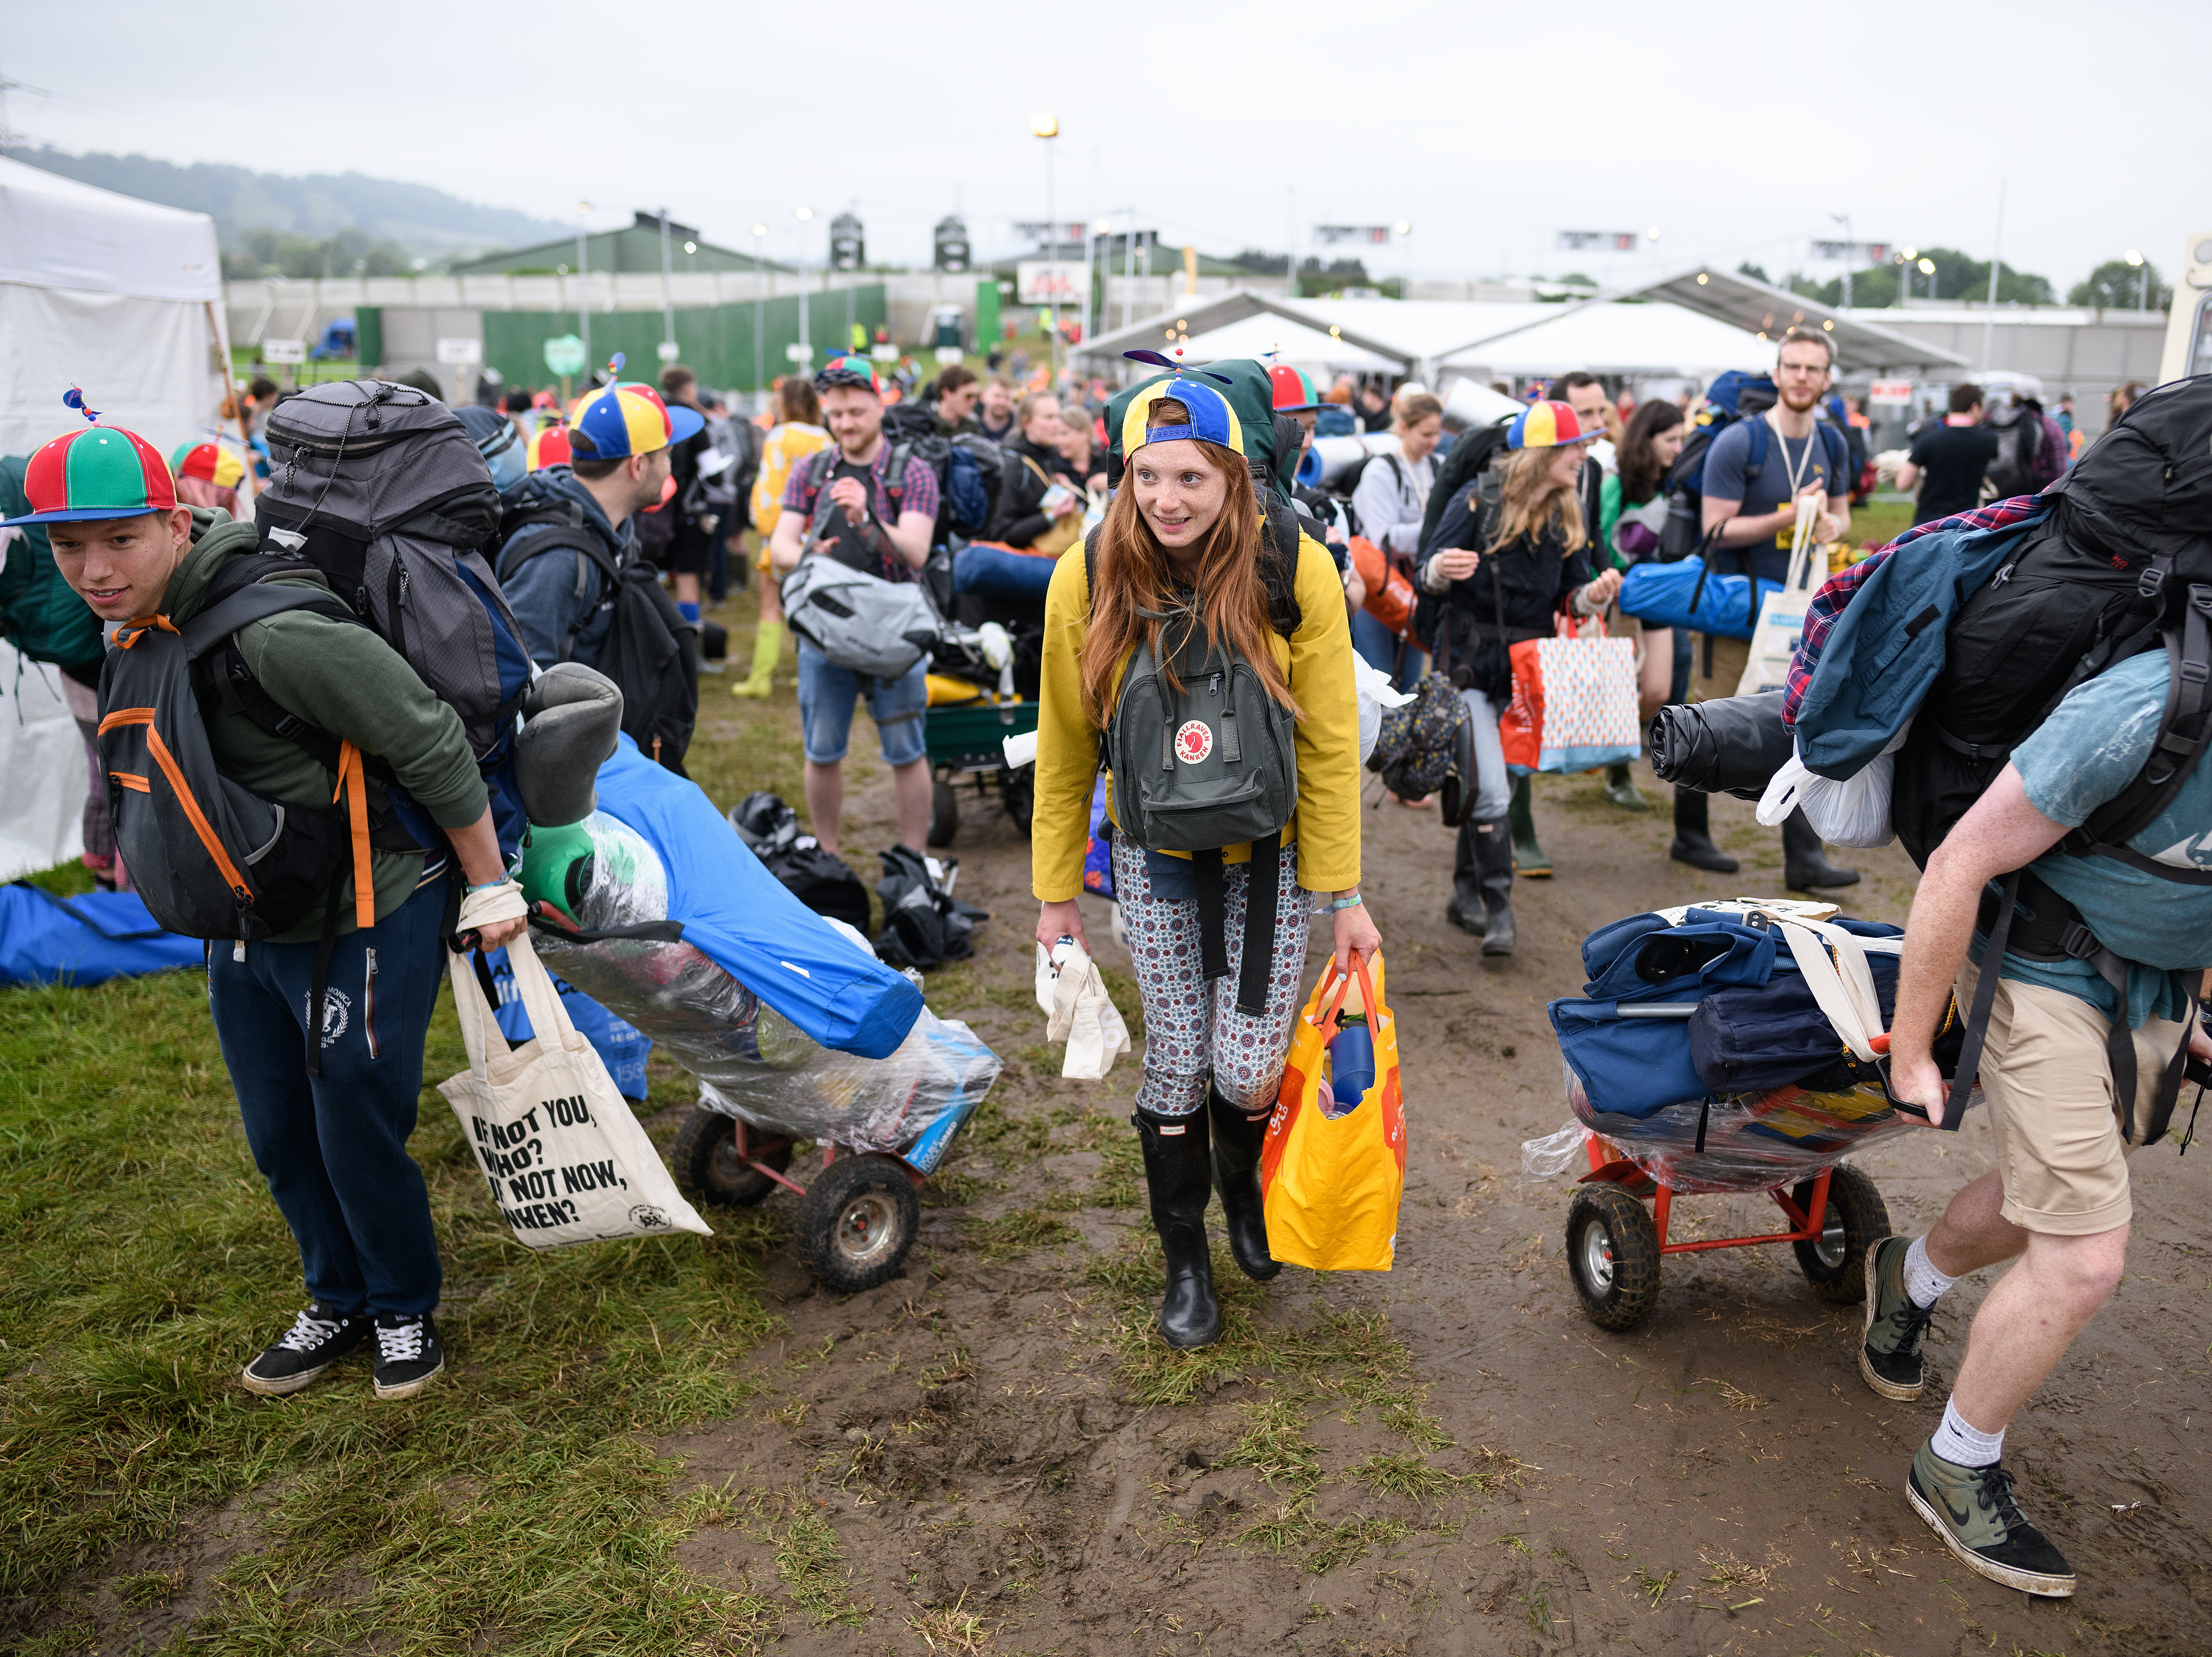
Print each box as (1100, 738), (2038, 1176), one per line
(0, 159), (230, 881)
(0, 157), (230, 458)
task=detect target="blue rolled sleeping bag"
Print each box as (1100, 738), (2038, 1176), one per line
(585, 737), (924, 1059)
(0, 883), (203, 987)
(1618, 555), (1778, 641)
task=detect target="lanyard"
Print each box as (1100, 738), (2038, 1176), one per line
(1766, 410), (1819, 499)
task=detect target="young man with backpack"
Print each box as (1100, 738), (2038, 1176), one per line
(1694, 328), (1858, 890)
(1863, 668), (2212, 1597)
(768, 356), (939, 854)
(12, 420), (528, 1401)
(495, 376), (704, 769)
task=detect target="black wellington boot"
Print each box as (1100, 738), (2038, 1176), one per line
(1669, 787), (1739, 873)
(1783, 808), (1860, 890)
(1444, 815), (1486, 935)
(1132, 1107), (1221, 1348)
(1208, 1083), (1280, 1282)
(1474, 816), (1516, 957)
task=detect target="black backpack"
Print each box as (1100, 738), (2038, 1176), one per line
(493, 498), (699, 772)
(1414, 419), (1513, 555)
(873, 844), (988, 969)
(1890, 375), (2212, 1141)
(1982, 407), (2048, 500)
(876, 403), (1005, 546)
(728, 792), (872, 934)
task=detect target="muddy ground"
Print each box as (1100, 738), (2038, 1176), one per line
(664, 757), (2212, 1656)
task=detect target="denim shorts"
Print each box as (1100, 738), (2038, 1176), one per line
(796, 641), (929, 766)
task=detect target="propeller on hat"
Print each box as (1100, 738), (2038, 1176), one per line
(1121, 349), (1233, 387)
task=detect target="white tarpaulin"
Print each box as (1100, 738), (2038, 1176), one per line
(0, 157), (228, 458)
(0, 641), (88, 882)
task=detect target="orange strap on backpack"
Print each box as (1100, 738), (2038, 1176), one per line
(332, 740), (374, 929)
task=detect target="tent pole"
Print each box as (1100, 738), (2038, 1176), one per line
(206, 299), (256, 503)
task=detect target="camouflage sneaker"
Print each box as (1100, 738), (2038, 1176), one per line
(1860, 1236), (1934, 1401)
(1907, 1442), (2075, 1596)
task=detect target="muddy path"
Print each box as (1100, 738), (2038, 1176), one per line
(663, 756), (2212, 1656)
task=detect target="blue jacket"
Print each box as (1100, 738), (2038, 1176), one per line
(496, 468), (633, 670)
(1792, 504), (2049, 778)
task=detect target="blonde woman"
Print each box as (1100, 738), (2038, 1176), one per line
(1416, 401), (1621, 956)
(732, 378), (830, 699)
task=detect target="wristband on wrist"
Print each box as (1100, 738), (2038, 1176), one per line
(1329, 894), (1364, 911)
(468, 878), (509, 894)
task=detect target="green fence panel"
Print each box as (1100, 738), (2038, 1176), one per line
(480, 286), (885, 394)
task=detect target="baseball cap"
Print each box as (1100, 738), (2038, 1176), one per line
(1119, 376), (1245, 460)
(814, 354), (883, 395)
(567, 380), (704, 461)
(170, 440), (246, 491)
(1266, 362), (1327, 414)
(1507, 400), (1602, 450)
(4, 425), (177, 526)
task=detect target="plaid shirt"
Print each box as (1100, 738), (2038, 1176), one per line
(780, 442), (939, 537)
(1782, 494), (2049, 727)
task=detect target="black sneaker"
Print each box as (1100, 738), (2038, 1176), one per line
(1861, 1236), (1936, 1401)
(240, 1303), (369, 1396)
(372, 1313), (445, 1400)
(1907, 1442), (2076, 1596)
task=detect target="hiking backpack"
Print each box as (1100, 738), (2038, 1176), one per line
(1883, 375), (2212, 1141)
(1653, 373), (1851, 562)
(253, 379), (532, 847)
(492, 495), (700, 771)
(1414, 418), (1513, 555)
(98, 556), (426, 1071)
(1982, 406), (2055, 500)
(876, 403), (1002, 545)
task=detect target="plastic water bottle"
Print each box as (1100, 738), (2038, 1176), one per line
(1329, 1013), (1375, 1113)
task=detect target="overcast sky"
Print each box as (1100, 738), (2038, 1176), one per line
(3, 0), (2198, 293)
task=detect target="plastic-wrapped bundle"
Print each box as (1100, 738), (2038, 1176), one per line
(1647, 691), (1794, 800)
(1519, 1060), (1980, 1196)
(526, 812), (1001, 1159)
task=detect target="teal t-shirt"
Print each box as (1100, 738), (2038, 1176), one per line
(1984, 652), (2212, 1026)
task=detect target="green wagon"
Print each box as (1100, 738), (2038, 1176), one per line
(923, 695), (1037, 847)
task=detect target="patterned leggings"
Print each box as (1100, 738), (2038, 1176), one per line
(1113, 836), (1314, 1118)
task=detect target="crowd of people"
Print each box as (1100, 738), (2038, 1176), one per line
(2, 315), (2201, 1607)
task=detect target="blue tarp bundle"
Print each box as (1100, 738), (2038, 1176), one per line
(0, 884), (203, 986)
(570, 737), (924, 1060)
(1618, 555), (1777, 641)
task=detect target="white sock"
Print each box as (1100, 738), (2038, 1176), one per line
(1903, 1234), (1956, 1309)
(1930, 1397), (2005, 1468)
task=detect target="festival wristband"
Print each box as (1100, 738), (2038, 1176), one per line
(1329, 895), (1364, 911)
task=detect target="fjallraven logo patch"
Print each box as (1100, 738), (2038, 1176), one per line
(1175, 720), (1213, 764)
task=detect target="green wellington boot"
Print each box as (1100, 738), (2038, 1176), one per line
(1507, 776), (1551, 878)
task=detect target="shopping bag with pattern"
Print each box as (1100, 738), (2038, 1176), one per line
(1497, 617), (1641, 773)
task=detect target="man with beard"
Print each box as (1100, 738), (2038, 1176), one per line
(1694, 327), (1859, 889)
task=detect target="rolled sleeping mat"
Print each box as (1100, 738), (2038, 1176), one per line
(1299, 431), (1401, 492)
(1648, 691), (1794, 801)
(514, 663), (624, 828)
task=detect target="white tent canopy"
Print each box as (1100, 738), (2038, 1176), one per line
(0, 157), (230, 459)
(1440, 302), (1775, 379)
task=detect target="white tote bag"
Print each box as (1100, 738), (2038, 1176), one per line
(1734, 494), (1823, 698)
(1034, 938), (1131, 1080)
(440, 932), (711, 1248)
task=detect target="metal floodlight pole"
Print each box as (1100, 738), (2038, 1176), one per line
(752, 223), (768, 392)
(1832, 212), (1853, 310)
(1033, 114), (1060, 385)
(658, 205), (677, 365)
(576, 201), (592, 366)
(1981, 180), (2006, 370)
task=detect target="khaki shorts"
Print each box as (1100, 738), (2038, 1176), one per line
(1688, 633), (1750, 703)
(1956, 956), (2190, 1236)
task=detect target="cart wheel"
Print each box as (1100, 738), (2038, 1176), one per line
(669, 1106), (793, 1208)
(1001, 764), (1035, 836)
(1565, 1185), (1662, 1331)
(1792, 1165), (1889, 1304)
(927, 777), (958, 847)
(796, 1153), (920, 1292)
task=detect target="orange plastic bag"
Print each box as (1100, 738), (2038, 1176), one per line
(1348, 536), (1419, 640)
(1260, 951), (1406, 1271)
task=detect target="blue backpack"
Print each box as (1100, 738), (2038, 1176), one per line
(1656, 372), (1850, 562)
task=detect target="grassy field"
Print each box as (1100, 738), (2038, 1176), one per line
(0, 610), (833, 1653)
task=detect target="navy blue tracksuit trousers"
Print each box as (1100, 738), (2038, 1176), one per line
(208, 877), (449, 1318)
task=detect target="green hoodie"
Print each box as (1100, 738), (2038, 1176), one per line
(155, 510), (487, 942)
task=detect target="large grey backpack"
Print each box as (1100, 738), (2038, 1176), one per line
(1089, 501), (1305, 1013)
(255, 380), (530, 766)
(779, 555), (944, 680)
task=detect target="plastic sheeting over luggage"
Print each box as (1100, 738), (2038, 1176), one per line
(529, 809), (1000, 1160)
